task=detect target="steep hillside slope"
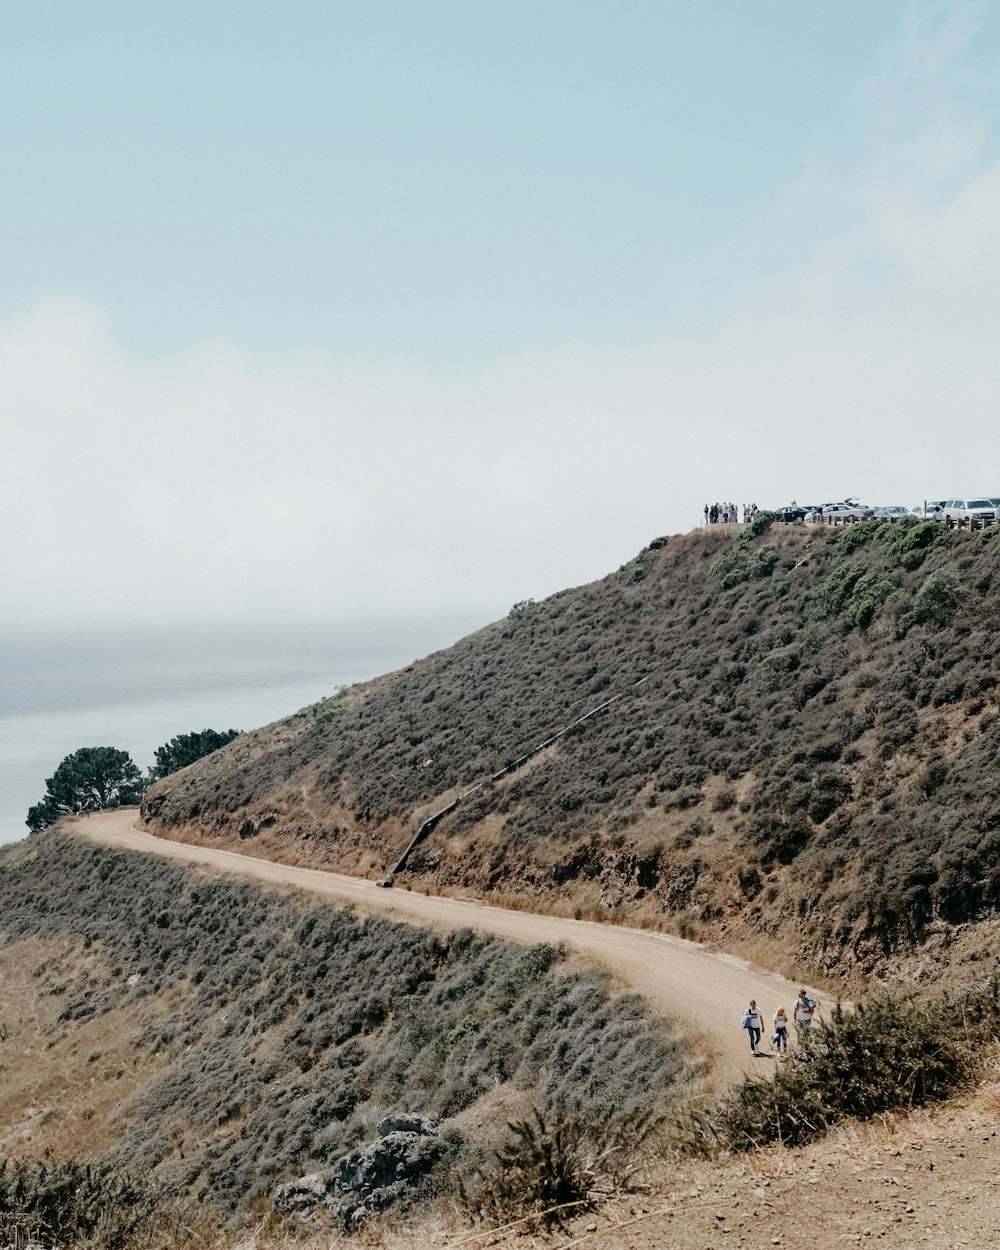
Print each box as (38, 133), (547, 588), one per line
(0, 831), (694, 1225)
(143, 517), (1000, 979)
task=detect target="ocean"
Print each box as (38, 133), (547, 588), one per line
(0, 616), (479, 845)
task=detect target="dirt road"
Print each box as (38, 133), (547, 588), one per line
(73, 809), (820, 1087)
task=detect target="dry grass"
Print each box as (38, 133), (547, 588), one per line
(0, 833), (698, 1232)
(0, 937), (175, 1158)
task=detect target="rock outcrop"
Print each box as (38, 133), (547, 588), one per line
(273, 1114), (445, 1229)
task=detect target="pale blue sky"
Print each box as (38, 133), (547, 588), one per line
(2, 2), (910, 368)
(4, 2), (1000, 633)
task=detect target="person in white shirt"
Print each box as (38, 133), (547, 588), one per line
(742, 999), (764, 1054)
(794, 989), (818, 1036)
(772, 1006), (790, 1054)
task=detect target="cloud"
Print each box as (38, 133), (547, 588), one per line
(5, 3), (1000, 632)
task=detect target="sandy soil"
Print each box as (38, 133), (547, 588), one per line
(74, 810), (820, 1089)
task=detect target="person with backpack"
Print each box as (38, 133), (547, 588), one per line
(794, 989), (818, 1037)
(741, 999), (764, 1054)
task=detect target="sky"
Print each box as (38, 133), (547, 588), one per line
(4, 1), (1000, 636)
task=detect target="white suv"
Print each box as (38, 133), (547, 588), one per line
(942, 499), (996, 523)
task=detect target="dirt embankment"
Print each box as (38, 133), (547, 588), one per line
(483, 1083), (1000, 1250)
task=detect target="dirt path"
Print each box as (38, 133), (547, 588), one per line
(73, 809), (820, 1088)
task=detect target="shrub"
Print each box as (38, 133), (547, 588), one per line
(814, 563), (895, 628)
(894, 519), (943, 555)
(0, 1157), (171, 1250)
(835, 520), (880, 553)
(462, 1107), (654, 1227)
(747, 510), (775, 539)
(915, 569), (963, 624)
(684, 980), (1000, 1153)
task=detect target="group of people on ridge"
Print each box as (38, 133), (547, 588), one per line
(704, 502), (758, 525)
(741, 989), (818, 1057)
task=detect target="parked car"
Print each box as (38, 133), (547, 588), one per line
(942, 498), (997, 523)
(873, 506), (910, 519)
(913, 500), (947, 517)
(772, 503), (815, 522)
(821, 500), (872, 522)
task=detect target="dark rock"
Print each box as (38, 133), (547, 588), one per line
(273, 1116), (444, 1230)
(376, 1113), (438, 1137)
(273, 1172), (334, 1217)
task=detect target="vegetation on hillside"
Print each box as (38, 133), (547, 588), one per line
(0, 1157), (185, 1250)
(143, 520), (1000, 974)
(27, 730), (241, 830)
(683, 977), (1000, 1154)
(0, 832), (695, 1224)
(27, 747), (145, 832)
(148, 729), (241, 781)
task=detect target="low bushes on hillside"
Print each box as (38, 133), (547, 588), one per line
(682, 979), (1000, 1153)
(142, 521), (1000, 972)
(0, 832), (696, 1219)
(0, 1157), (191, 1250)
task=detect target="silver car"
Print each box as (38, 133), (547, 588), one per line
(821, 500), (871, 521)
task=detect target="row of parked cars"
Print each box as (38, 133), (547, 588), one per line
(773, 498), (1000, 523)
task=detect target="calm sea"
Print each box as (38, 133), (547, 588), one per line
(0, 617), (479, 845)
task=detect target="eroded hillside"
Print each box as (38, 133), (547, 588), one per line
(142, 517), (1000, 979)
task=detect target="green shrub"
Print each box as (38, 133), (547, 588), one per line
(815, 563), (896, 628)
(747, 510), (775, 539)
(915, 569), (963, 624)
(835, 520), (880, 553)
(684, 981), (1000, 1153)
(892, 519), (942, 555)
(436, 1014), (480, 1054)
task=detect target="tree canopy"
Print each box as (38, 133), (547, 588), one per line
(149, 728), (240, 781)
(26, 729), (242, 833)
(26, 746), (145, 832)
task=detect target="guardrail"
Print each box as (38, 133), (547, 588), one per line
(817, 513), (996, 530)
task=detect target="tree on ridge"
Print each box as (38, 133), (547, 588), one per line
(148, 728), (240, 781)
(26, 746), (145, 832)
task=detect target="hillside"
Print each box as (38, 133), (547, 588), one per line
(0, 830), (695, 1234)
(142, 516), (1000, 982)
(5, 829), (1000, 1249)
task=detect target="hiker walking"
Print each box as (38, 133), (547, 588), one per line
(794, 989), (818, 1037)
(772, 1006), (790, 1055)
(741, 999), (764, 1055)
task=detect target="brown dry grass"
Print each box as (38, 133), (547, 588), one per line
(178, 1067), (1000, 1250)
(0, 936), (176, 1158)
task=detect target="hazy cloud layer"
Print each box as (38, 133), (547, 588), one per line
(5, 4), (1000, 631)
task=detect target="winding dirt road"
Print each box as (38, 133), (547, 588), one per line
(72, 809), (822, 1087)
